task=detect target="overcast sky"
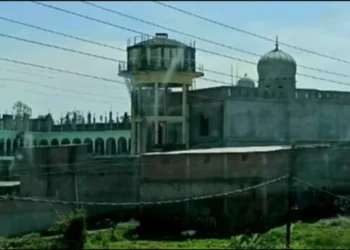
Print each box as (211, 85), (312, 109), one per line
(0, 1), (349, 121)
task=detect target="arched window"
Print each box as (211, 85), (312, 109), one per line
(106, 138), (117, 155)
(51, 139), (59, 146)
(39, 139), (49, 146)
(95, 138), (105, 155)
(83, 138), (93, 154)
(61, 138), (70, 145)
(73, 138), (82, 144)
(117, 137), (127, 154)
(0, 139), (5, 156)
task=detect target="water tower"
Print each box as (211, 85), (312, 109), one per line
(118, 33), (204, 155)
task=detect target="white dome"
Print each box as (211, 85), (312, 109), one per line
(237, 73), (255, 88)
(257, 38), (296, 82)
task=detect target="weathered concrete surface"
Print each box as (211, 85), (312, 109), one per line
(0, 200), (72, 237)
(1, 150), (140, 237)
(139, 144), (350, 234)
(186, 86), (350, 148)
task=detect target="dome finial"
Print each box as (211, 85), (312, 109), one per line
(275, 35), (279, 51)
(244, 73), (247, 77)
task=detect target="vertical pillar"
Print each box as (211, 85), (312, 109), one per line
(131, 119), (136, 155)
(4, 139), (7, 156)
(262, 154), (268, 216)
(141, 122), (147, 153)
(137, 86), (142, 154)
(130, 84), (137, 155)
(154, 83), (159, 145)
(105, 140), (108, 155)
(137, 122), (142, 154)
(182, 85), (188, 148)
(223, 153), (228, 216)
(163, 86), (168, 145)
(92, 141), (95, 154)
(10, 140), (13, 156)
(185, 154), (190, 223)
(162, 122), (167, 145)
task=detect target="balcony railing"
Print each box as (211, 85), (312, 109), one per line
(118, 60), (204, 74)
(127, 35), (195, 48)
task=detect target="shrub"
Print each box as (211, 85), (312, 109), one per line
(61, 209), (87, 250)
(49, 209), (87, 250)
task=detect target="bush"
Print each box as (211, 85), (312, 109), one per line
(0, 233), (51, 249)
(50, 209), (87, 250)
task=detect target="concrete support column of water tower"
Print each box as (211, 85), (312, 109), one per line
(137, 86), (142, 154)
(182, 85), (188, 148)
(130, 87), (136, 155)
(154, 83), (159, 145)
(131, 120), (136, 155)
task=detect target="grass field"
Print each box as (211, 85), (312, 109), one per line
(1, 216), (350, 249)
(85, 216), (350, 249)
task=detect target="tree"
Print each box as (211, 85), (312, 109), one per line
(12, 101), (32, 117)
(63, 111), (85, 124)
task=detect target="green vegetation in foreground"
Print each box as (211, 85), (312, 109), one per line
(1, 214), (350, 249)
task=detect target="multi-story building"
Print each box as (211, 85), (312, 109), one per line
(0, 112), (131, 157)
(117, 33), (350, 153)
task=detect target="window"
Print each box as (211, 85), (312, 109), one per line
(241, 154), (248, 162)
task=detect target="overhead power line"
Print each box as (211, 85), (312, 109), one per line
(0, 66), (122, 89)
(31, 1), (146, 36)
(0, 32), (122, 63)
(0, 65), (132, 103)
(7, 84), (120, 105)
(0, 32), (226, 81)
(0, 57), (121, 84)
(83, 1), (350, 79)
(0, 15), (232, 78)
(3, 28), (350, 88)
(0, 16), (125, 52)
(153, 1), (350, 65)
(0, 57), (235, 100)
(28, 1), (350, 87)
(82, 1), (260, 57)
(0, 78), (123, 100)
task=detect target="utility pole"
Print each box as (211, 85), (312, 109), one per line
(286, 144), (295, 249)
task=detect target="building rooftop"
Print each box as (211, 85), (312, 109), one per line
(0, 181), (20, 187)
(0, 156), (15, 161)
(143, 144), (332, 156)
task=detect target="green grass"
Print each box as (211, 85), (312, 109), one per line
(2, 216), (350, 249)
(85, 216), (350, 249)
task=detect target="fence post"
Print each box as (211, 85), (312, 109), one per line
(286, 144), (295, 249)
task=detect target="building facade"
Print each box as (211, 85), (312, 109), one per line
(0, 112), (131, 157)
(186, 39), (350, 148)
(139, 144), (348, 235)
(2, 34), (350, 156)
(117, 33), (350, 154)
